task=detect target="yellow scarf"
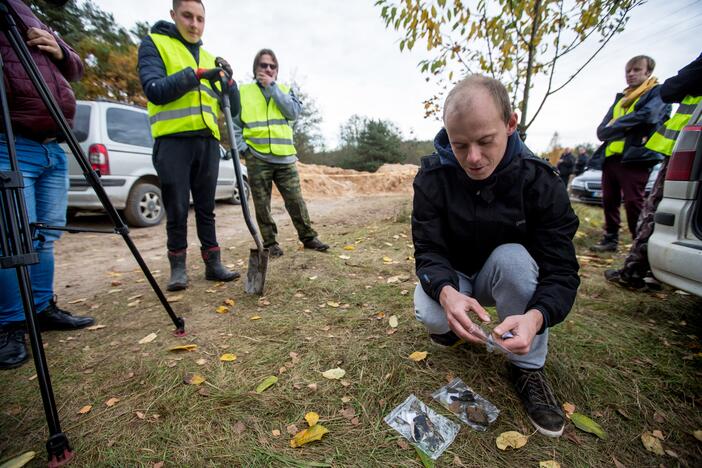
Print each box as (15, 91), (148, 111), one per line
(619, 77), (658, 111)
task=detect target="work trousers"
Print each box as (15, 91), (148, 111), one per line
(601, 154), (650, 237)
(0, 135), (67, 324)
(152, 136), (219, 252)
(414, 244), (548, 370)
(244, 154), (316, 248)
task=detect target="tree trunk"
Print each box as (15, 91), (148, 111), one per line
(518, 0), (542, 141)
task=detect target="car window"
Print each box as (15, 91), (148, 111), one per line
(106, 108), (153, 147)
(72, 104), (90, 142)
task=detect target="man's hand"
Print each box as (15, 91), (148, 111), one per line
(256, 71), (274, 88)
(215, 57), (233, 78)
(492, 309), (544, 355)
(439, 285), (491, 345)
(26, 27), (63, 61)
(195, 67), (224, 82)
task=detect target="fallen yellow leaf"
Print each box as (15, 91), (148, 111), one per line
(305, 411), (320, 427)
(389, 315), (399, 328)
(496, 431), (528, 450)
(382, 256), (393, 263)
(105, 397), (120, 407)
(327, 301), (340, 308)
(343, 245), (355, 250)
(641, 431), (665, 455)
(290, 423), (329, 448)
(0, 451), (36, 468)
(78, 405), (92, 414)
(220, 353), (237, 362)
(250, 315), (262, 320)
(694, 430), (702, 442)
(539, 461), (561, 468)
(168, 344), (197, 352)
(255, 375), (278, 393)
(408, 351), (428, 362)
(215, 305), (229, 314)
(322, 367), (346, 380)
(138, 333), (157, 344)
(224, 298), (235, 306)
(183, 373), (206, 386)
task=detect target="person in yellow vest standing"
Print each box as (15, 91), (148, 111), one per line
(137, 0), (239, 291)
(232, 49), (328, 258)
(605, 52), (702, 289)
(590, 55), (671, 252)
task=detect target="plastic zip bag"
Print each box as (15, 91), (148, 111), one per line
(384, 394), (460, 460)
(432, 378), (500, 431)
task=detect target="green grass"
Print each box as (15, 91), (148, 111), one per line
(1, 199), (701, 467)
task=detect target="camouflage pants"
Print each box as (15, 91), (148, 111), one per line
(622, 158), (669, 277)
(244, 154), (317, 247)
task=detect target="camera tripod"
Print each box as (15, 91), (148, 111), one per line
(0, 1), (185, 465)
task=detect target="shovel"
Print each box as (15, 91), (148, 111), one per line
(214, 70), (268, 294)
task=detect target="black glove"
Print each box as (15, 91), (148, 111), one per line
(215, 57), (233, 78)
(195, 67), (224, 81)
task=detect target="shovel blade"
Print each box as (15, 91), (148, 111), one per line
(245, 248), (269, 295)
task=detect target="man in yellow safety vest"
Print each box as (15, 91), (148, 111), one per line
(137, 0), (239, 291)
(232, 49), (328, 258)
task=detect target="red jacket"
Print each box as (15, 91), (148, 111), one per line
(0, 0), (83, 141)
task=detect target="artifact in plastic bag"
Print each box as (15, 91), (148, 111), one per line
(469, 325), (514, 355)
(432, 378), (500, 431)
(384, 394), (460, 460)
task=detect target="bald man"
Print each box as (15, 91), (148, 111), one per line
(412, 75), (580, 437)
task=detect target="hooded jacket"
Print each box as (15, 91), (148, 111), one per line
(0, 0), (83, 141)
(412, 129), (580, 332)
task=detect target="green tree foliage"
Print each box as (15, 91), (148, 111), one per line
(355, 119), (405, 172)
(376, 0), (643, 138)
(290, 82), (325, 160)
(27, 0), (147, 106)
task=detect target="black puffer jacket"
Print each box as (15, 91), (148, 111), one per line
(412, 129), (580, 333)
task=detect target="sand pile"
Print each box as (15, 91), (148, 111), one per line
(276, 163), (419, 198)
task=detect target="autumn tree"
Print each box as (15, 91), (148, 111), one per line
(376, 0), (643, 139)
(290, 81), (325, 159)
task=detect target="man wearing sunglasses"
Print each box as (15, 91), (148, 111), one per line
(232, 49), (328, 258)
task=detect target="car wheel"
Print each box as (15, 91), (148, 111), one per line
(123, 182), (164, 227)
(229, 179), (250, 205)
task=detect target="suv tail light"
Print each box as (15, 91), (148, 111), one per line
(88, 143), (110, 176)
(666, 125), (701, 181)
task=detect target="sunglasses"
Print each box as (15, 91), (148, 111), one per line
(258, 63), (277, 70)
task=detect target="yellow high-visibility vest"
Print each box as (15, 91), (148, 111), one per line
(605, 95), (642, 157)
(239, 83), (296, 156)
(645, 95), (702, 157)
(146, 33), (221, 140)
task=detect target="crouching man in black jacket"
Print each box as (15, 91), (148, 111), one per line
(412, 75), (580, 437)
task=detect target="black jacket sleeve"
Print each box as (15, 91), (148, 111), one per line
(597, 87), (668, 141)
(524, 166), (580, 332)
(137, 35), (200, 105)
(660, 52), (702, 103)
(412, 174), (459, 302)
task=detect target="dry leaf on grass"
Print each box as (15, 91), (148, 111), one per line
(652, 430), (665, 440)
(340, 407), (356, 419)
(343, 245), (355, 250)
(496, 431), (528, 450)
(408, 351), (428, 362)
(397, 439), (410, 450)
(0, 451), (36, 468)
(153, 462), (164, 468)
(539, 462), (561, 468)
(196, 358), (207, 365)
(86, 324), (106, 331)
(167, 294), (183, 303)
(183, 373), (206, 386)
(271, 429), (281, 437)
(197, 387), (210, 397)
(322, 367), (346, 380)
(307, 383), (318, 391)
(327, 301), (340, 308)
(388, 315), (399, 328)
(562, 402), (575, 418)
(289, 423), (329, 448)
(571, 412), (606, 439)
(694, 430), (702, 442)
(308, 276), (318, 280)
(305, 412), (320, 427)
(287, 424), (299, 435)
(250, 316), (262, 320)
(215, 306), (229, 314)
(611, 456), (626, 468)
(224, 298), (235, 306)
(138, 333), (157, 344)
(168, 344), (197, 352)
(77, 405), (92, 414)
(68, 298), (87, 304)
(220, 354), (237, 362)
(255, 375), (278, 393)
(233, 421), (246, 434)
(105, 397), (120, 407)
(641, 431), (665, 455)
(338, 255), (351, 260)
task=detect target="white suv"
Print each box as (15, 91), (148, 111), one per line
(648, 102), (702, 297)
(64, 100), (249, 227)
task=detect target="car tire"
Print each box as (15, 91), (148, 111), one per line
(229, 179), (250, 205)
(123, 182), (164, 227)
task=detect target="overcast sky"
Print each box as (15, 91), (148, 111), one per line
(93, 0), (702, 153)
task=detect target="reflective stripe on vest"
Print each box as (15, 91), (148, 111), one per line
(239, 83), (295, 156)
(605, 95), (641, 157)
(146, 33), (221, 140)
(645, 95), (702, 157)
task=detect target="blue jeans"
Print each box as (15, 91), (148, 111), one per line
(0, 134), (68, 325)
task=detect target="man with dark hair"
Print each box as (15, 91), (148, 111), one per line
(232, 48), (327, 258)
(138, 0), (239, 291)
(412, 75), (580, 437)
(0, 0), (95, 369)
(590, 55), (671, 252)
(556, 147), (575, 186)
(574, 146), (589, 176)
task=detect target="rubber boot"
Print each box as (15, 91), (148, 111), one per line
(201, 247), (240, 282)
(167, 250), (189, 291)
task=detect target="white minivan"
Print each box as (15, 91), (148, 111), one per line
(64, 100), (249, 227)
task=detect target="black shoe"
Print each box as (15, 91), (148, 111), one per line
(508, 364), (565, 437)
(590, 233), (618, 252)
(202, 247), (240, 282)
(0, 324), (28, 370)
(429, 330), (461, 348)
(36, 299), (95, 331)
(604, 269), (645, 289)
(267, 244), (284, 258)
(167, 250), (189, 291)
(303, 238), (329, 252)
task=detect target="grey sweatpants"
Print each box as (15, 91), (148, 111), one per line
(414, 243), (548, 369)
